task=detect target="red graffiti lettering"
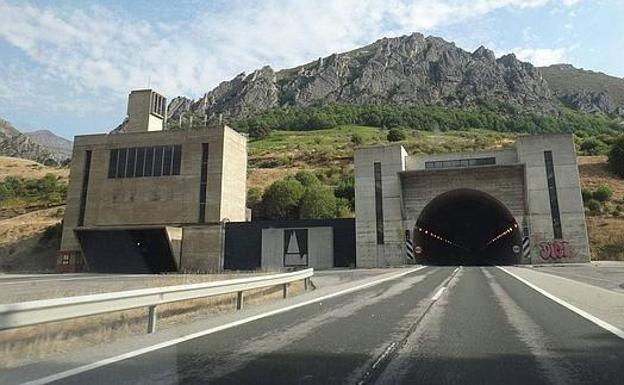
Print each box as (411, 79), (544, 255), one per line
(539, 240), (575, 260)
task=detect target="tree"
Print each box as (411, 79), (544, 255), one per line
(299, 185), (337, 219)
(593, 185), (613, 202)
(294, 170), (321, 187)
(335, 175), (355, 210)
(260, 178), (304, 219)
(247, 187), (263, 217)
(335, 198), (352, 218)
(387, 128), (406, 142)
(608, 136), (624, 178)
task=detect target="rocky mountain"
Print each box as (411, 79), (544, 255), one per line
(0, 119), (70, 166)
(540, 64), (624, 117)
(167, 33), (560, 125)
(23, 130), (73, 160)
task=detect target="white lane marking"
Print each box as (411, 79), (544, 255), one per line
(497, 266), (624, 340)
(20, 266), (426, 385)
(431, 286), (445, 301)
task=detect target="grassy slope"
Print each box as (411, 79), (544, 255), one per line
(540, 64), (624, 105)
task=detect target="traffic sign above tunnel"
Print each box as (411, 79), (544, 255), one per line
(354, 133), (590, 267)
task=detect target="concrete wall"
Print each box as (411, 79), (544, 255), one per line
(516, 133), (590, 262)
(401, 166), (527, 259)
(260, 227), (334, 270)
(406, 148), (518, 170)
(219, 126), (248, 222)
(180, 224), (223, 272)
(354, 144), (407, 267)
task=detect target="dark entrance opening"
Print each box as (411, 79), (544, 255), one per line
(76, 228), (178, 273)
(414, 189), (521, 265)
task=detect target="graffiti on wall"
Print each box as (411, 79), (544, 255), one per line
(539, 240), (575, 260)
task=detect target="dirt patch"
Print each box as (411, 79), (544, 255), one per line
(0, 207), (64, 273)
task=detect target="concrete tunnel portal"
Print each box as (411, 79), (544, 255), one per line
(414, 189), (522, 265)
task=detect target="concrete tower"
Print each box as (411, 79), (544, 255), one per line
(125, 89), (167, 133)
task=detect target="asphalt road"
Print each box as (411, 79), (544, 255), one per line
(42, 265), (624, 385)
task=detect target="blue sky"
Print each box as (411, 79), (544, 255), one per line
(0, 0), (622, 140)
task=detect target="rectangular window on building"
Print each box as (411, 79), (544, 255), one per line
(198, 143), (209, 223)
(374, 162), (384, 245)
(144, 147), (154, 177)
(172, 145), (182, 175)
(117, 148), (127, 178)
(162, 145), (173, 176)
(135, 147), (145, 177)
(107, 145), (181, 179)
(153, 146), (164, 177)
(78, 150), (92, 226)
(108, 149), (118, 178)
(126, 147), (136, 178)
(544, 151), (563, 239)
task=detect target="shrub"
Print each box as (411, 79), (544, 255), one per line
(608, 136), (624, 178)
(581, 188), (593, 203)
(335, 175), (355, 210)
(299, 185), (337, 219)
(579, 138), (606, 155)
(387, 128), (406, 142)
(593, 185), (614, 202)
(586, 199), (602, 213)
(350, 133), (364, 146)
(335, 197), (352, 217)
(260, 178), (304, 219)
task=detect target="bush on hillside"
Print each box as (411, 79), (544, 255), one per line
(351, 133), (364, 146)
(579, 137), (606, 155)
(593, 185), (614, 202)
(581, 188), (593, 203)
(608, 136), (624, 178)
(586, 199), (602, 213)
(387, 128), (406, 142)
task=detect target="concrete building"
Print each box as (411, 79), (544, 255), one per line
(354, 133), (590, 266)
(59, 89), (247, 273)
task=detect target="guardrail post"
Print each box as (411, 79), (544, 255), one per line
(147, 305), (157, 334)
(282, 283), (288, 299)
(304, 277), (309, 291)
(236, 291), (244, 310)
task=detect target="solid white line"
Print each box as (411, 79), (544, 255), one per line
(496, 266), (624, 340)
(431, 286), (446, 301)
(20, 266), (426, 385)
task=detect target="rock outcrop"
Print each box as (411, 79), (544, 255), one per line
(0, 119), (69, 165)
(167, 33), (557, 123)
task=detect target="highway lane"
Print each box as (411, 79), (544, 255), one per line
(37, 265), (624, 385)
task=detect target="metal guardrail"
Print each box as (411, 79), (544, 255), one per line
(0, 268), (314, 333)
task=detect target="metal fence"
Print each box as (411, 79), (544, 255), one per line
(0, 269), (313, 333)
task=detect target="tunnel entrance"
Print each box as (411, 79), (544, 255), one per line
(414, 189), (521, 266)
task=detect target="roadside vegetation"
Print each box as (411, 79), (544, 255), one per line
(0, 173), (67, 209)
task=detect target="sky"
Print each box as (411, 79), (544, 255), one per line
(0, 0), (622, 140)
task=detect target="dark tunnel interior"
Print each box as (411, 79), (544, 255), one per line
(414, 189), (522, 265)
(77, 229), (178, 273)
